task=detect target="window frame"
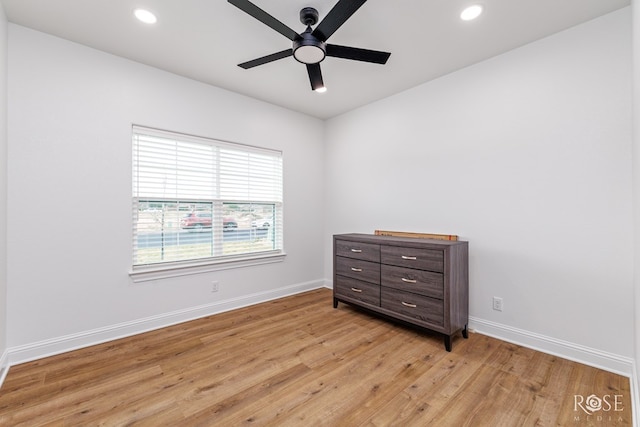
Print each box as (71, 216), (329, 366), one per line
(129, 126), (285, 282)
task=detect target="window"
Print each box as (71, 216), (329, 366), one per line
(131, 126), (283, 277)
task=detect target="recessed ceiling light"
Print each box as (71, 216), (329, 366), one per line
(134, 9), (157, 24)
(460, 5), (483, 21)
(315, 87), (327, 93)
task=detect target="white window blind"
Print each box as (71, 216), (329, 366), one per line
(132, 126), (283, 268)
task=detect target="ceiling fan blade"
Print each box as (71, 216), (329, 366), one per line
(312, 0), (367, 41)
(238, 49), (293, 69)
(306, 63), (324, 91)
(228, 0), (300, 41)
(326, 44), (391, 64)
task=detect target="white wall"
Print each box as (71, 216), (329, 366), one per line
(325, 8), (634, 372)
(633, 0), (640, 406)
(0, 3), (7, 375)
(3, 4), (635, 380)
(6, 25), (325, 361)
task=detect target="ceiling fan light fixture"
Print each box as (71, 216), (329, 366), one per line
(134, 8), (157, 24)
(293, 32), (326, 64)
(294, 45), (325, 64)
(460, 5), (483, 21)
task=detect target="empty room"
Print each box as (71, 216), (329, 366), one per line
(0, 0), (639, 425)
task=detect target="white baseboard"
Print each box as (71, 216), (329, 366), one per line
(5, 285), (636, 410)
(7, 279), (325, 367)
(324, 281), (633, 376)
(0, 349), (8, 389)
(469, 316), (635, 377)
(631, 363), (639, 427)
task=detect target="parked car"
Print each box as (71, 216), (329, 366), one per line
(181, 212), (212, 230)
(251, 217), (272, 228)
(223, 218), (238, 230)
(181, 213), (237, 231)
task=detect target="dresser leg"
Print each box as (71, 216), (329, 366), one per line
(462, 324), (469, 339)
(444, 336), (452, 352)
(333, 298), (338, 309)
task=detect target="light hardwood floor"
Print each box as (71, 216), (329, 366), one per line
(0, 288), (632, 426)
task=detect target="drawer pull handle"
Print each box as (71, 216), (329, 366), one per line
(351, 249), (362, 253)
(401, 278), (417, 284)
(351, 287), (363, 293)
(401, 301), (417, 308)
(351, 267), (363, 272)
(401, 255), (417, 260)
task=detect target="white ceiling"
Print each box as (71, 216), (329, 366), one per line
(0, 0), (630, 119)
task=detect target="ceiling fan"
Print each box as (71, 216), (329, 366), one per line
(228, 0), (391, 92)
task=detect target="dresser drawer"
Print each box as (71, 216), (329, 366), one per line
(336, 257), (380, 284)
(335, 276), (380, 307)
(381, 245), (444, 273)
(381, 265), (444, 299)
(381, 287), (444, 327)
(335, 240), (380, 263)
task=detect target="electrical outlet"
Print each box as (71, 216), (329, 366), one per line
(211, 281), (219, 293)
(493, 297), (503, 312)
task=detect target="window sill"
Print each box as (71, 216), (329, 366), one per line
(129, 251), (286, 283)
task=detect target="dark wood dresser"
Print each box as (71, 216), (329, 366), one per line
(333, 233), (469, 351)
